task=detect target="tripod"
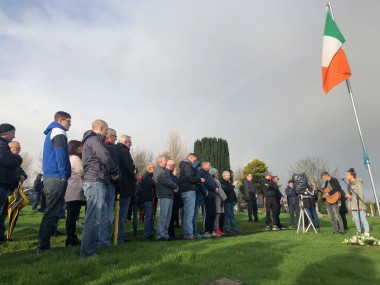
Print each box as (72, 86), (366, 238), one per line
(297, 194), (318, 234)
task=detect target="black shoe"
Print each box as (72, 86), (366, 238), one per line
(0, 236), (6, 242)
(124, 238), (132, 243)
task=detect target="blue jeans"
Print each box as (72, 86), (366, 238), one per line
(224, 202), (237, 231)
(98, 183), (115, 247)
(181, 191), (196, 238)
(156, 198), (173, 239)
(304, 207), (320, 229)
(80, 181), (107, 258)
(0, 186), (12, 238)
(192, 200), (203, 236)
(352, 210), (370, 234)
(117, 197), (131, 244)
(32, 192), (41, 211)
(144, 201), (155, 237)
(38, 178), (67, 250)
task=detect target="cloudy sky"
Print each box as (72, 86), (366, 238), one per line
(1, 1), (379, 200)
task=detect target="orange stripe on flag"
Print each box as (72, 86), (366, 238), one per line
(322, 48), (351, 93)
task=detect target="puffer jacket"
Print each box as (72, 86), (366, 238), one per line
(0, 137), (23, 188)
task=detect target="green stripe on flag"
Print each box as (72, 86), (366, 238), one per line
(324, 10), (345, 44)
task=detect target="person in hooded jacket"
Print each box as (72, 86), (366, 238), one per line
(37, 112), (72, 255)
(209, 168), (226, 236)
(0, 123), (23, 242)
(79, 119), (119, 258)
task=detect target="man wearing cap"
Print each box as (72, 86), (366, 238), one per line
(261, 171), (280, 231)
(0, 123), (22, 242)
(285, 180), (299, 229)
(37, 111), (72, 255)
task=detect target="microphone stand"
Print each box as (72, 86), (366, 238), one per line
(341, 178), (367, 234)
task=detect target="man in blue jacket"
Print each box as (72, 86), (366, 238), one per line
(0, 123), (22, 242)
(37, 112), (72, 255)
(285, 180), (299, 229)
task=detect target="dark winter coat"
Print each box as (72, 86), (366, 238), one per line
(141, 172), (155, 203)
(243, 180), (257, 201)
(261, 178), (278, 197)
(115, 143), (136, 198)
(0, 137), (23, 188)
(82, 130), (119, 185)
(221, 178), (236, 203)
(34, 178), (44, 193)
(302, 189), (318, 209)
(105, 142), (119, 186)
(178, 160), (201, 192)
(153, 165), (177, 199)
(285, 186), (299, 205)
(199, 168), (217, 199)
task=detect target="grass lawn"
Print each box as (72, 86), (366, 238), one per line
(1, 206), (380, 285)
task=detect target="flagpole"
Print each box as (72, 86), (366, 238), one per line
(327, 2), (380, 216)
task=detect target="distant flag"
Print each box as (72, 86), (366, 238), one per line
(322, 9), (351, 93)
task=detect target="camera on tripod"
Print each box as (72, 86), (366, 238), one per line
(292, 172), (309, 195)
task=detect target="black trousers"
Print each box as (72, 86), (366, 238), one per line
(265, 197), (279, 227)
(204, 196), (216, 233)
(247, 200), (259, 221)
(168, 193), (180, 237)
(66, 200), (86, 242)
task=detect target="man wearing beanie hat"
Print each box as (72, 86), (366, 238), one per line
(37, 111), (72, 255)
(0, 123), (22, 242)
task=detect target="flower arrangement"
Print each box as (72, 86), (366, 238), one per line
(342, 233), (380, 246)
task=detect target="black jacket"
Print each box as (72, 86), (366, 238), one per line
(153, 166), (177, 199)
(199, 168), (217, 199)
(324, 177), (344, 197)
(0, 137), (23, 188)
(261, 178), (277, 197)
(115, 143), (136, 198)
(243, 180), (257, 201)
(141, 172), (155, 203)
(34, 178), (44, 193)
(302, 189), (318, 209)
(82, 130), (119, 184)
(221, 178), (236, 203)
(178, 160), (201, 192)
(105, 143), (119, 186)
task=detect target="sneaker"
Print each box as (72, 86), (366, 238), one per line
(265, 226), (272, 231)
(185, 236), (197, 241)
(215, 228), (225, 236)
(195, 234), (204, 239)
(211, 231), (220, 238)
(364, 232), (370, 237)
(204, 232), (212, 238)
(272, 225), (280, 231)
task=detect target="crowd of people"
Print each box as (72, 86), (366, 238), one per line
(0, 112), (372, 258)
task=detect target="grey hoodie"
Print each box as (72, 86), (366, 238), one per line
(82, 130), (119, 184)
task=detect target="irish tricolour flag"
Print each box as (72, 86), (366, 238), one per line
(322, 9), (351, 93)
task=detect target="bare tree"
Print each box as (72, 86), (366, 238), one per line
(164, 132), (188, 167)
(131, 148), (154, 176)
(288, 156), (338, 189)
(21, 151), (35, 185)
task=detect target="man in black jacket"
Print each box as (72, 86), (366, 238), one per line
(0, 124), (22, 242)
(178, 153), (204, 240)
(262, 171), (280, 231)
(115, 134), (136, 244)
(243, 174), (258, 222)
(321, 171), (345, 234)
(199, 161), (218, 238)
(80, 119), (119, 258)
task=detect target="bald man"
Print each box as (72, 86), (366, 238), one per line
(80, 119), (119, 258)
(8, 141), (27, 185)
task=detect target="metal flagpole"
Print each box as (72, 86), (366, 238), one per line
(327, 2), (380, 216)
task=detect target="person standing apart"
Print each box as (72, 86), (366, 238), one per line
(243, 174), (259, 223)
(345, 168), (370, 236)
(80, 119), (119, 258)
(321, 172), (345, 234)
(65, 140), (86, 246)
(0, 124), (22, 242)
(38, 112), (72, 255)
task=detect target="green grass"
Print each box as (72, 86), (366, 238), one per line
(1, 206), (380, 285)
